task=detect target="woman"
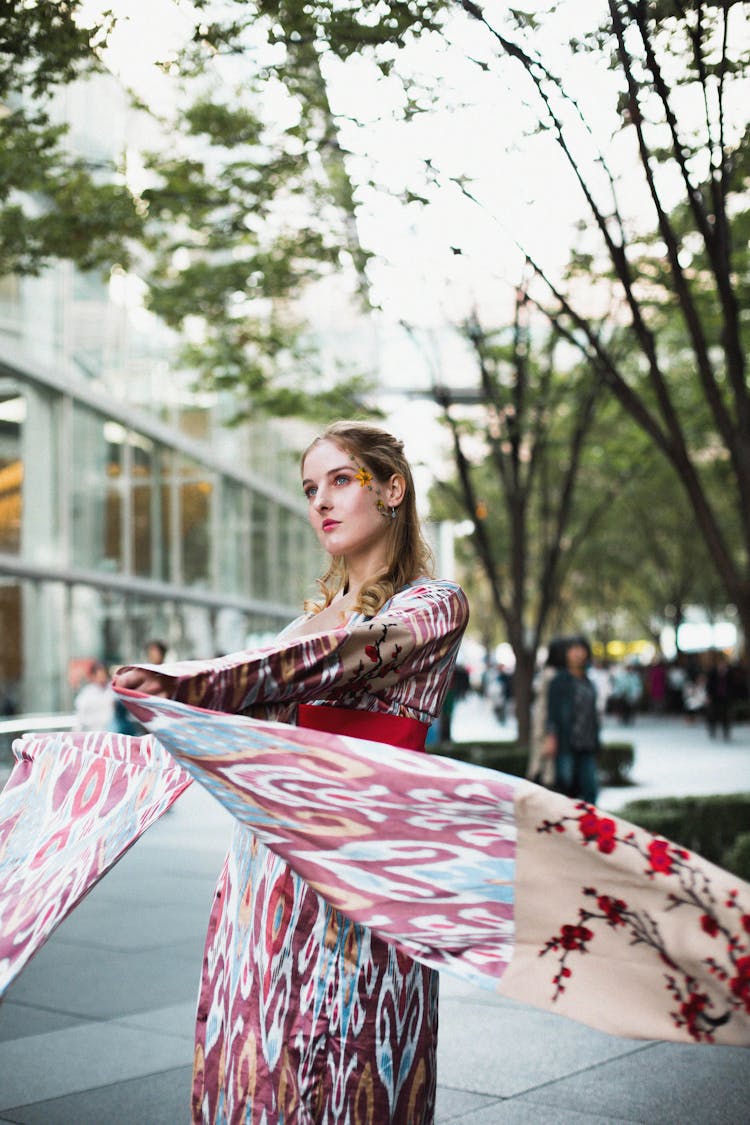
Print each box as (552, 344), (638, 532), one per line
(114, 421), (469, 1124)
(3, 426), (747, 1110)
(544, 635), (600, 805)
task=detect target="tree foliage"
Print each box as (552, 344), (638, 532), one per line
(0, 1), (387, 419)
(0, 0), (142, 275)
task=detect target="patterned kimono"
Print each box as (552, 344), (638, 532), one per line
(157, 578), (470, 1123)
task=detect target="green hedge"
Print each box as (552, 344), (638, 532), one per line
(618, 792), (750, 880)
(431, 740), (635, 786)
(722, 832), (750, 882)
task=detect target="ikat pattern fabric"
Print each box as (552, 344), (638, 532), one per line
(129, 579), (470, 725)
(122, 690), (750, 1051)
(0, 731), (191, 995)
(143, 578), (471, 1124)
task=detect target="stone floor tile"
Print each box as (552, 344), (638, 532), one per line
(0, 1003), (89, 1044)
(437, 997), (646, 1098)
(4, 938), (202, 1020)
(507, 1040), (750, 1125)
(0, 1023), (191, 1110)
(4, 1064), (193, 1124)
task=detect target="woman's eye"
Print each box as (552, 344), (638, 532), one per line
(304, 486), (317, 499)
(334, 474), (351, 486)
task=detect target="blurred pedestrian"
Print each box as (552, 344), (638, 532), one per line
(145, 639), (168, 665)
(440, 663), (470, 742)
(683, 672), (708, 722)
(706, 651), (734, 740)
(544, 636), (600, 804)
(73, 661), (115, 732)
(610, 662), (643, 725)
(113, 640), (169, 735)
(646, 659), (667, 714)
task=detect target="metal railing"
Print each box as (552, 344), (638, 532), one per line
(0, 714), (76, 736)
(0, 714), (76, 773)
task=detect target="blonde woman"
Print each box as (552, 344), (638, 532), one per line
(115, 421), (469, 1124)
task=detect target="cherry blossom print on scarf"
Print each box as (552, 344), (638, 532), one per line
(498, 784), (750, 1046)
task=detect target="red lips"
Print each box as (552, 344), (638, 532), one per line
(322, 519), (340, 532)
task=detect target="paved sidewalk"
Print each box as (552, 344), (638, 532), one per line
(0, 706), (748, 1123)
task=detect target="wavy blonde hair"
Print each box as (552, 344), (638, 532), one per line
(301, 420), (434, 618)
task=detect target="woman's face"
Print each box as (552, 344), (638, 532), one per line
(567, 642), (589, 673)
(302, 439), (398, 562)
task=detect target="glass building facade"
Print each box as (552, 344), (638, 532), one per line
(0, 355), (322, 716)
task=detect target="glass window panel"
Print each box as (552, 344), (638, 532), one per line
(121, 594), (171, 664)
(0, 581), (21, 719)
(131, 434), (155, 579)
(178, 455), (212, 586)
(277, 508), (294, 605)
(0, 394), (23, 554)
(220, 480), (250, 595)
(160, 446), (174, 584)
(70, 406), (123, 571)
(70, 583), (127, 668)
(250, 494), (270, 600)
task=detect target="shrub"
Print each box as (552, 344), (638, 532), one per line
(599, 742), (635, 785)
(721, 832), (750, 882)
(431, 740), (634, 786)
(618, 793), (750, 877)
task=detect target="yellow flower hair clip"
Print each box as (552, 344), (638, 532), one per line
(354, 466), (373, 487)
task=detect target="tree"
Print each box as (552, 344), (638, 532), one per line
(424, 293), (633, 746)
(203, 1), (750, 651)
(563, 438), (732, 656)
(450, 0), (750, 658)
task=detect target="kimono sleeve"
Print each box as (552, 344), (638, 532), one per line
(128, 581), (469, 715)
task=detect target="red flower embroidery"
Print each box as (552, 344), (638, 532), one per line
(364, 645), (379, 662)
(538, 806), (748, 1041)
(577, 812), (617, 853)
(559, 923), (593, 951)
(598, 894), (627, 926)
(729, 956), (750, 1012)
(579, 811), (600, 839)
(679, 990), (711, 1039)
(647, 838), (674, 874)
(597, 818), (617, 853)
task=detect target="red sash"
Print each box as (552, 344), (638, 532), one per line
(296, 703), (428, 752)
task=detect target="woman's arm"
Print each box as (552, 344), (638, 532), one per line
(115, 581), (469, 715)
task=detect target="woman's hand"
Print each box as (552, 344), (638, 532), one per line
(542, 733), (557, 759)
(112, 667), (173, 698)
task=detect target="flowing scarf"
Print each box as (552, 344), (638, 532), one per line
(1, 689), (747, 1048)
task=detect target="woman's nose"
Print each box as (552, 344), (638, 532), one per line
(313, 488), (330, 511)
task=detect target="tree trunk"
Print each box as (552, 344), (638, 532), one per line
(734, 594), (750, 696)
(512, 646), (535, 750)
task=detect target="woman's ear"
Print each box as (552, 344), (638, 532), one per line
(387, 473), (406, 506)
